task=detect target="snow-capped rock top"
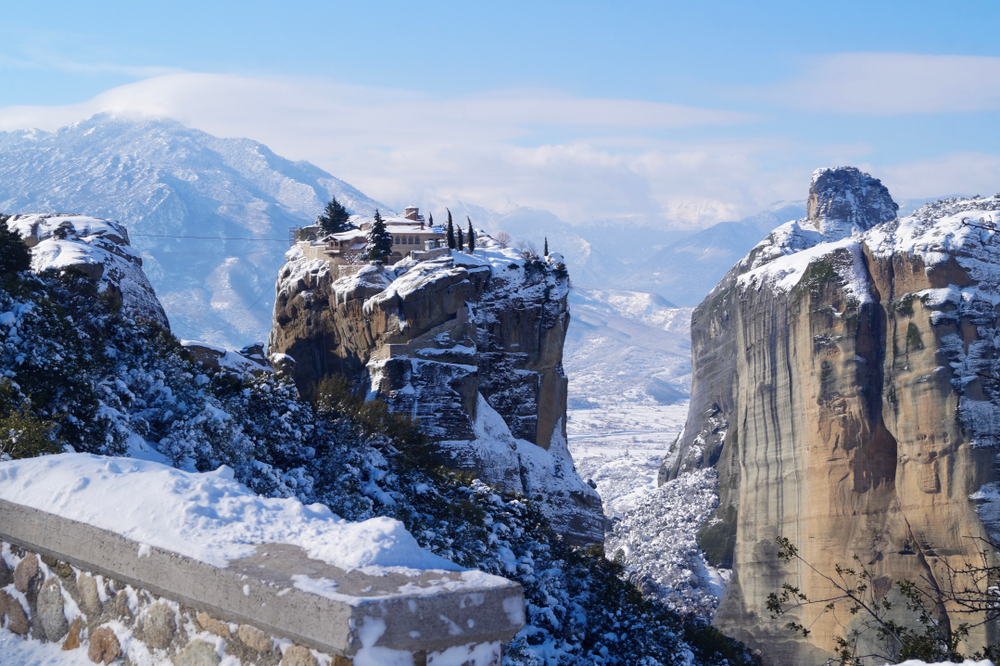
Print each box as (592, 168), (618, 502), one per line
(867, 194), (1000, 280)
(731, 167), (899, 298)
(6, 213), (168, 328)
(735, 185), (1000, 305)
(807, 166), (898, 238)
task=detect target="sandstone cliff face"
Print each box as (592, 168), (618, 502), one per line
(665, 168), (1000, 662)
(269, 246), (603, 545)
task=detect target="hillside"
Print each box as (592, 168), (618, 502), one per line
(565, 285), (692, 407)
(0, 214), (757, 665)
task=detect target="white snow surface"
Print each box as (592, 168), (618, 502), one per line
(565, 286), (692, 406)
(6, 213), (169, 328)
(0, 453), (470, 580)
(881, 662), (994, 666)
(438, 394), (600, 534)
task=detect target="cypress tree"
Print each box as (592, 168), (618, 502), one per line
(457, 227), (464, 250)
(428, 212), (434, 227)
(317, 196), (351, 234)
(365, 209), (393, 262)
(446, 209), (455, 249)
(467, 216), (475, 253)
(544, 237), (549, 256)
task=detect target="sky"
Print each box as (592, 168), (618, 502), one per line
(2, 0), (999, 228)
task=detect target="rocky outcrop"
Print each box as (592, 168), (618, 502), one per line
(269, 246), (603, 545)
(664, 168), (1000, 662)
(180, 341), (271, 374)
(6, 213), (168, 328)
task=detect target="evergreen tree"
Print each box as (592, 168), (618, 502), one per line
(428, 212), (434, 227)
(457, 227), (464, 250)
(446, 209), (455, 249)
(317, 196), (352, 234)
(544, 236), (549, 256)
(365, 209), (393, 262)
(0, 215), (30, 275)
(467, 217), (475, 253)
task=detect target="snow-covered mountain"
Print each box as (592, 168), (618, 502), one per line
(0, 115), (960, 351)
(0, 114), (386, 348)
(565, 285), (692, 407)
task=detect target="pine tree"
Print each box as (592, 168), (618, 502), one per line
(0, 214), (30, 275)
(365, 209), (393, 262)
(544, 236), (549, 256)
(317, 196), (351, 234)
(457, 227), (464, 250)
(467, 217), (475, 253)
(446, 209), (455, 249)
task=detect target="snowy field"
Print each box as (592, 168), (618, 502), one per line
(566, 401), (730, 618)
(567, 402), (687, 516)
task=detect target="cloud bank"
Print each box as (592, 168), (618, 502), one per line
(1, 64), (998, 227)
(752, 53), (1000, 115)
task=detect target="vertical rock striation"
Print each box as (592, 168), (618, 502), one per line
(269, 247), (603, 545)
(665, 167), (1000, 662)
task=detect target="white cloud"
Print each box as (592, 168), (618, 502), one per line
(0, 73), (792, 226)
(0, 35), (183, 78)
(3, 72), (989, 229)
(753, 53), (1000, 115)
(868, 152), (1000, 199)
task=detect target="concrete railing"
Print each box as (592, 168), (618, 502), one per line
(0, 498), (524, 664)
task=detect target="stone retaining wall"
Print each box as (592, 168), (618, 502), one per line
(1, 540), (347, 666)
(0, 498), (522, 665)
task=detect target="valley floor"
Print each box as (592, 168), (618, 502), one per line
(567, 402), (687, 517)
(567, 401), (730, 617)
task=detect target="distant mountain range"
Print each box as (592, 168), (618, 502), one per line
(0, 114), (954, 354)
(564, 287), (692, 407)
(0, 114), (385, 347)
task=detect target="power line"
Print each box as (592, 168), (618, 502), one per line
(144, 251), (287, 256)
(133, 234), (289, 241)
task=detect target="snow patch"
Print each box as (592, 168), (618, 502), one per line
(0, 453), (462, 577)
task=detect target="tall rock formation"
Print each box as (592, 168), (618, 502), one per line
(269, 245), (604, 545)
(664, 167), (1000, 662)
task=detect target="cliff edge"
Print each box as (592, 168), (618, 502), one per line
(268, 242), (604, 545)
(664, 168), (1000, 662)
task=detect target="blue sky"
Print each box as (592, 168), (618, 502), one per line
(3, 1), (1000, 226)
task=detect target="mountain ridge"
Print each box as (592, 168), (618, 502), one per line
(0, 113), (387, 347)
